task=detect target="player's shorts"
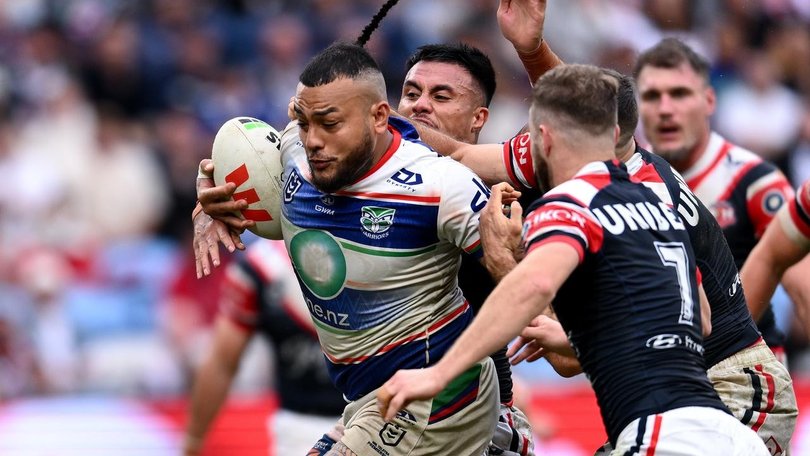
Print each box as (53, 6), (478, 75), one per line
(708, 338), (798, 455)
(268, 408), (342, 455)
(340, 358), (499, 455)
(611, 406), (768, 455)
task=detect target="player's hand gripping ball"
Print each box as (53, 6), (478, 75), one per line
(211, 117), (284, 240)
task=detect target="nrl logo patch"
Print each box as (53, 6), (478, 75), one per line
(360, 206), (395, 238)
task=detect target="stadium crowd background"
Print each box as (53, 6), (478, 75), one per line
(0, 0), (809, 453)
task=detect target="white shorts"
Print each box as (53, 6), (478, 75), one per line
(708, 339), (798, 455)
(268, 408), (341, 455)
(611, 406), (768, 455)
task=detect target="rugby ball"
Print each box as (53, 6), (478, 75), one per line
(211, 117), (284, 240)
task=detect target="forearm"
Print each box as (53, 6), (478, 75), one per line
(517, 40), (564, 86)
(184, 358), (239, 454)
(437, 259), (554, 385)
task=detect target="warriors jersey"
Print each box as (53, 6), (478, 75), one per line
(220, 239), (346, 416)
(278, 117), (488, 400)
(777, 178), (810, 248)
(522, 160), (726, 445)
(677, 132), (794, 348)
(503, 134), (762, 368)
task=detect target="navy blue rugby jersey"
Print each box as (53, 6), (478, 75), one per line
(626, 147), (761, 367)
(522, 159), (727, 445)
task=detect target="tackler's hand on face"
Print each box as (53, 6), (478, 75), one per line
(196, 158), (255, 232)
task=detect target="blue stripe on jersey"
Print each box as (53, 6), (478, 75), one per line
(297, 280), (415, 330)
(327, 306), (473, 400)
(283, 175), (440, 249)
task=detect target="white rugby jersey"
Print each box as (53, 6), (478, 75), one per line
(278, 117), (488, 400)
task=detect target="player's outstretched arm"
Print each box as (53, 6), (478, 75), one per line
(183, 316), (252, 455)
(497, 0), (563, 85)
(404, 117), (511, 186)
(741, 214), (807, 322)
(782, 255), (810, 333)
(378, 240), (579, 422)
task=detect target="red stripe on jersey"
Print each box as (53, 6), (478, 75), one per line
(325, 302), (471, 364)
(350, 125), (401, 184)
(695, 266), (703, 286)
(645, 414), (663, 455)
(337, 190), (441, 204)
(220, 269), (259, 332)
(686, 141), (733, 190)
(751, 364), (776, 432)
(502, 133), (536, 190)
(576, 169), (612, 191)
(633, 161), (666, 186)
(523, 202), (604, 256)
(744, 173), (793, 238)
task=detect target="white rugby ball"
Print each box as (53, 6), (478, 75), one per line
(211, 117), (284, 240)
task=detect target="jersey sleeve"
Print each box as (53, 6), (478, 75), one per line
(744, 165), (794, 238)
(521, 197), (604, 263)
(219, 258), (261, 332)
(436, 160), (491, 260)
(778, 179), (810, 248)
(502, 133), (537, 191)
(280, 120), (303, 166)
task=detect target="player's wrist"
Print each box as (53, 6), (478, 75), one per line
(182, 433), (203, 454)
(192, 201), (204, 222)
(514, 38), (544, 57)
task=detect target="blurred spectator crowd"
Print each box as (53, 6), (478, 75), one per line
(0, 0), (810, 401)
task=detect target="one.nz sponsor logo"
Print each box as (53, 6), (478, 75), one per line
(360, 206), (395, 239)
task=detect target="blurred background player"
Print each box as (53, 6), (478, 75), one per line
(182, 239), (345, 456)
(633, 37), (800, 364)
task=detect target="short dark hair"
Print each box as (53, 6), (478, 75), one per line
(632, 38), (711, 83)
(531, 64), (618, 136)
(601, 68), (638, 147)
(300, 41), (381, 87)
(405, 43), (496, 107)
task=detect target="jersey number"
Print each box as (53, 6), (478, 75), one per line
(654, 241), (694, 326)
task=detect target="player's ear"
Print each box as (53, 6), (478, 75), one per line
(539, 124), (553, 156)
(704, 85), (716, 116)
(471, 106), (489, 134)
(371, 101), (390, 134)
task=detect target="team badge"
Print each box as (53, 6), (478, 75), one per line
(284, 169), (302, 203)
(762, 190), (785, 214)
(379, 422), (406, 447)
(360, 206), (396, 238)
(711, 200), (736, 229)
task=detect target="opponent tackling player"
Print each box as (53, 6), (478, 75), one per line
(378, 63), (769, 455)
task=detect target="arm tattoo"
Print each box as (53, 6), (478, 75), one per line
(326, 442), (359, 456)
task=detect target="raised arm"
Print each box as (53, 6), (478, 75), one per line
(497, 0), (564, 85)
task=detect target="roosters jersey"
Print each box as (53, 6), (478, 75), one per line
(503, 135), (761, 367)
(678, 132), (793, 348)
(522, 160), (726, 445)
(778, 178), (810, 248)
(278, 117), (488, 400)
(220, 239), (346, 416)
